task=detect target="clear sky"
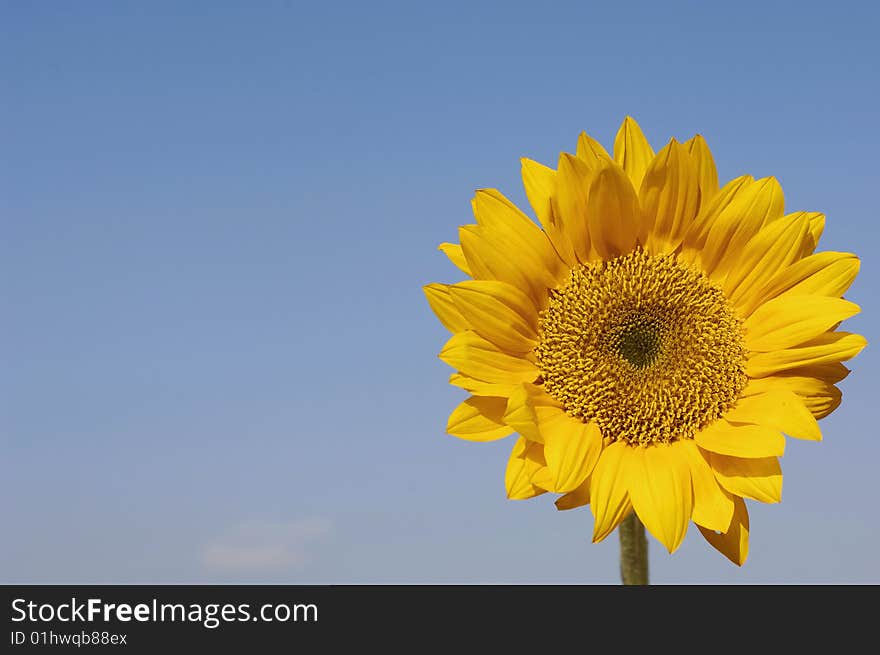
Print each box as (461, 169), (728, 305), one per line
(2, 1), (877, 583)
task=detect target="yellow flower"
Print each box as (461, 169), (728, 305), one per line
(424, 116), (866, 565)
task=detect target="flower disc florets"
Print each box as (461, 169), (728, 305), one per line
(536, 248), (749, 445)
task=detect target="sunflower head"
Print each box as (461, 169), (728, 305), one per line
(425, 117), (865, 565)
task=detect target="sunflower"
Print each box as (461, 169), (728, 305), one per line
(424, 116), (866, 565)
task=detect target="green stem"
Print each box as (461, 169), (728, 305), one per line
(619, 513), (649, 585)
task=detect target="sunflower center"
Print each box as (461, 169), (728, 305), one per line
(614, 320), (662, 368)
(535, 248), (748, 445)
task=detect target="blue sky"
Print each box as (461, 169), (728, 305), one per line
(2, 0), (877, 583)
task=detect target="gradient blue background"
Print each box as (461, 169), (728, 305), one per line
(2, 1), (877, 583)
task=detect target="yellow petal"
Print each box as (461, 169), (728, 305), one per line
(521, 157), (577, 266)
(503, 384), (541, 442)
(458, 225), (507, 282)
(505, 436), (547, 500)
(590, 442), (634, 543)
(586, 164), (640, 259)
(452, 279), (537, 330)
(784, 361), (851, 383)
(449, 280), (538, 353)
(439, 330), (538, 384)
(708, 451), (782, 503)
(725, 388), (821, 441)
(542, 419), (603, 493)
(627, 442), (693, 553)
(478, 224), (562, 307)
(458, 225), (547, 307)
(520, 157), (555, 226)
(695, 419), (786, 457)
(639, 139), (700, 254)
(527, 467), (556, 491)
(699, 176), (785, 281)
(423, 283), (469, 333)
(809, 386), (841, 419)
(471, 189), (565, 287)
(744, 295), (860, 351)
(800, 211), (825, 256)
(576, 132), (612, 168)
(613, 116), (654, 191)
(446, 396), (513, 442)
(725, 212), (810, 309)
(698, 495), (749, 566)
(555, 477), (591, 510)
(684, 134), (719, 211)
(448, 373), (516, 398)
(503, 383), (565, 443)
(438, 242), (471, 276)
(747, 332), (866, 377)
(682, 440), (734, 533)
(742, 370), (845, 420)
(679, 175), (753, 265)
(555, 153), (592, 262)
(793, 212), (825, 259)
(755, 251), (860, 307)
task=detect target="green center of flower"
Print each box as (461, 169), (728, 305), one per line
(535, 248), (749, 445)
(614, 320), (662, 369)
